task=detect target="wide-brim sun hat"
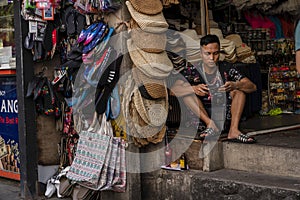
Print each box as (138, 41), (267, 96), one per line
(129, 99), (166, 146)
(132, 86), (168, 127)
(127, 39), (173, 79)
(129, 97), (164, 136)
(130, 19), (166, 53)
(129, 0), (163, 15)
(132, 66), (167, 100)
(126, 1), (169, 33)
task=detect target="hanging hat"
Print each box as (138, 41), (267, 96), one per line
(126, 1), (169, 33)
(127, 39), (173, 79)
(132, 87), (168, 127)
(129, 95), (167, 141)
(129, 0), (163, 15)
(130, 19), (166, 53)
(132, 66), (167, 100)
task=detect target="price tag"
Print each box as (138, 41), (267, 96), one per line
(29, 21), (37, 34)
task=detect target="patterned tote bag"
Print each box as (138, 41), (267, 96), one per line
(66, 114), (113, 188)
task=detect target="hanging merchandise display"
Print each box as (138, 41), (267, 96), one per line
(12, 0), (300, 198)
(20, 0), (130, 198)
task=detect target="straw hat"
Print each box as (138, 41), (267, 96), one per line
(129, 0), (163, 15)
(132, 87), (168, 127)
(129, 97), (166, 138)
(210, 28), (232, 47)
(132, 66), (167, 99)
(181, 29), (201, 50)
(127, 39), (173, 79)
(130, 19), (166, 53)
(126, 1), (168, 33)
(225, 34), (252, 57)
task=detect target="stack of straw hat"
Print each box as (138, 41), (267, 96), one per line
(181, 29), (202, 64)
(225, 34), (256, 63)
(126, 0), (172, 147)
(210, 28), (236, 63)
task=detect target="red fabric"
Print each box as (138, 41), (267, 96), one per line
(244, 11), (276, 39)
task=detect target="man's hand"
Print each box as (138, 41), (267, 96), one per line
(219, 81), (237, 92)
(192, 84), (209, 96)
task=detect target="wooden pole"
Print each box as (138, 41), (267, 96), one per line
(205, 0), (210, 34)
(200, 0), (206, 35)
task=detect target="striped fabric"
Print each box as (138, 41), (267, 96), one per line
(66, 130), (112, 188)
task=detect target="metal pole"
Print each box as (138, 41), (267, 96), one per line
(14, 0), (38, 199)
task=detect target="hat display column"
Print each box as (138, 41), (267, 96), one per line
(100, 2), (141, 200)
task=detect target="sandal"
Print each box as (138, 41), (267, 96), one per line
(227, 133), (256, 144)
(198, 127), (219, 140)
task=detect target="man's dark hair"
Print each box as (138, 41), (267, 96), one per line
(200, 34), (220, 47)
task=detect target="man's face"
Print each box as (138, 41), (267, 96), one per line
(200, 42), (220, 68)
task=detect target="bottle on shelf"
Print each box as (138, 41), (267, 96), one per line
(179, 153), (187, 170)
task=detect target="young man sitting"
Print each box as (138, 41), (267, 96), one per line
(170, 34), (257, 143)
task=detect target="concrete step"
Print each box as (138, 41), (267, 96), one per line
(223, 130), (300, 178)
(141, 169), (300, 200)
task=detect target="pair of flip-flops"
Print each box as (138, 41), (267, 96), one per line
(227, 133), (256, 144)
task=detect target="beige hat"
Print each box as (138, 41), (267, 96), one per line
(127, 39), (173, 79)
(126, 1), (169, 33)
(129, 0), (163, 15)
(132, 66), (167, 99)
(132, 87), (168, 127)
(181, 29), (201, 50)
(130, 19), (166, 53)
(225, 34), (252, 57)
(129, 97), (166, 141)
(210, 28), (232, 46)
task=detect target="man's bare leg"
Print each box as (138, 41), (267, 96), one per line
(227, 90), (254, 142)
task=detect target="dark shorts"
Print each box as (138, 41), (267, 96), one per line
(184, 94), (232, 132)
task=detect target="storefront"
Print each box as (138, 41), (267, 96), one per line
(11, 0), (300, 199)
(0, 0), (19, 181)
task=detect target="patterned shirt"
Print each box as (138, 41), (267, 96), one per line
(180, 61), (245, 109)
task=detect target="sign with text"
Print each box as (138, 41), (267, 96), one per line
(0, 76), (19, 180)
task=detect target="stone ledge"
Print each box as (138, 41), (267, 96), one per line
(141, 169), (300, 200)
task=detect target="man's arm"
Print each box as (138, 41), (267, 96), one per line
(296, 50), (300, 73)
(220, 77), (256, 93)
(170, 79), (209, 97)
(234, 77), (257, 93)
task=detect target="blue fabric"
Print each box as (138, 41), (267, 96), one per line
(268, 16), (284, 39)
(295, 22), (300, 51)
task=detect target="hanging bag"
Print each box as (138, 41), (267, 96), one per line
(66, 114), (113, 188)
(111, 138), (126, 192)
